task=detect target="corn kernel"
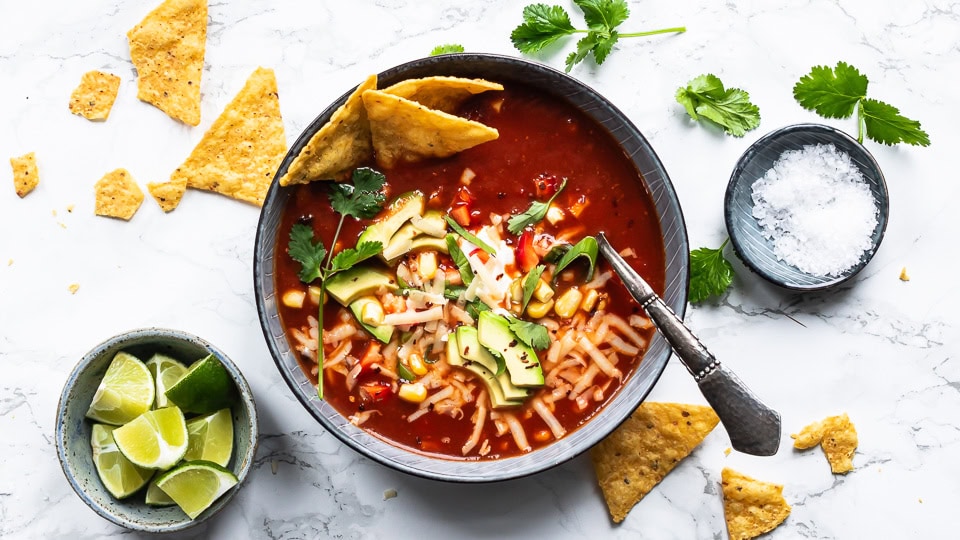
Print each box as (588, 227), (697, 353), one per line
(398, 382), (427, 403)
(417, 251), (438, 280)
(553, 287), (584, 319)
(526, 299), (554, 319)
(308, 285), (323, 305)
(597, 296), (608, 312)
(534, 278), (554, 303)
(359, 300), (385, 325)
(581, 289), (600, 312)
(408, 353), (428, 376)
(282, 289), (306, 309)
(509, 278), (523, 303)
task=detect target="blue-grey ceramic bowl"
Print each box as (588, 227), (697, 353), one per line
(55, 328), (259, 532)
(724, 123), (889, 291)
(254, 53), (688, 482)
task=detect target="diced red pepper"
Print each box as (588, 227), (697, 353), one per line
(533, 174), (561, 198)
(449, 205), (471, 227)
(448, 187), (475, 226)
(516, 229), (539, 272)
(360, 382), (392, 402)
(469, 247), (490, 265)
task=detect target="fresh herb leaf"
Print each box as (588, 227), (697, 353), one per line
(445, 234), (474, 286)
(521, 265), (546, 312)
(397, 362), (416, 382)
(288, 223), (326, 283)
(510, 4), (576, 54)
(443, 284), (467, 300)
(676, 74), (760, 137)
(507, 178), (567, 234)
(430, 43), (464, 56)
(552, 236), (598, 282)
(445, 215), (497, 256)
(508, 317), (551, 351)
(465, 298), (491, 320)
(688, 239), (734, 304)
(328, 167), (387, 220)
(793, 61), (929, 146)
(544, 244), (569, 264)
(328, 241), (383, 274)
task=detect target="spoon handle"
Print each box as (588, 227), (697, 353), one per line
(596, 233), (781, 456)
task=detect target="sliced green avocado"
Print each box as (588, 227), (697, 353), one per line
(446, 332), (520, 409)
(357, 191), (425, 249)
(409, 236), (449, 254)
(456, 326), (531, 402)
(410, 210), (448, 237)
(477, 311), (545, 388)
(348, 298), (394, 343)
(324, 266), (397, 306)
(382, 223), (419, 261)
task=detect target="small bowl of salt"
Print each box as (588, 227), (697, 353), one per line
(724, 123), (888, 291)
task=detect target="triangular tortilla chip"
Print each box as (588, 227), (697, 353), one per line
(94, 169), (144, 220)
(127, 0), (207, 126)
(170, 67), (286, 206)
(10, 152), (39, 198)
(147, 178), (188, 212)
(590, 402), (720, 523)
(278, 75), (376, 186)
(362, 89), (499, 169)
(381, 76), (503, 114)
(721, 468), (791, 540)
(68, 70), (122, 121)
(792, 413), (857, 474)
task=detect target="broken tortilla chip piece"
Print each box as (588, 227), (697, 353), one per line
(94, 169), (144, 220)
(10, 152), (39, 198)
(362, 89), (499, 169)
(170, 67), (286, 206)
(721, 468), (791, 540)
(381, 76), (503, 114)
(278, 75), (377, 186)
(127, 0), (207, 126)
(147, 178), (187, 212)
(792, 413), (857, 474)
(590, 402), (720, 523)
(69, 70), (122, 121)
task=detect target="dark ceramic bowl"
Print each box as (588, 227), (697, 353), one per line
(254, 53), (688, 482)
(724, 123), (889, 291)
(55, 328), (258, 532)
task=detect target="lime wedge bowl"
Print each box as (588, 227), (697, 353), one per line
(55, 328), (258, 533)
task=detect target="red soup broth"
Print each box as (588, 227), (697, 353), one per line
(274, 83), (665, 460)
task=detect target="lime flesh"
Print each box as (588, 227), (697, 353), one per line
(145, 480), (176, 506)
(145, 354), (187, 409)
(85, 351), (155, 425)
(91, 424), (153, 499)
(183, 408), (234, 467)
(113, 406), (188, 470)
(155, 461), (238, 519)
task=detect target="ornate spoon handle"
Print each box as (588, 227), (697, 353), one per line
(597, 232), (781, 456)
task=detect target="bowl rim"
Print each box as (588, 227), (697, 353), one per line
(54, 327), (259, 533)
(254, 52), (688, 482)
(724, 122), (890, 291)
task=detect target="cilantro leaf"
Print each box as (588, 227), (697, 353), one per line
(861, 98), (931, 147)
(577, 0), (629, 31)
(507, 178), (567, 234)
(445, 215), (497, 256)
(676, 74), (761, 137)
(521, 265), (546, 312)
(565, 32), (602, 72)
(689, 240), (734, 304)
(288, 223), (326, 283)
(430, 44), (464, 56)
(445, 234), (474, 286)
(508, 317), (551, 351)
(465, 298), (492, 320)
(510, 4), (576, 54)
(328, 241), (383, 274)
(792, 62), (867, 119)
(328, 167), (387, 220)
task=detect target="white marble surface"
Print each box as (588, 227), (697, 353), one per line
(1, 0), (957, 538)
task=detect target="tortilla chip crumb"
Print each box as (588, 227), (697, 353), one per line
(721, 468), (791, 540)
(791, 413), (857, 474)
(147, 178), (187, 212)
(590, 402), (720, 523)
(7, 259), (13, 266)
(52, 209), (57, 217)
(68, 70), (122, 120)
(899, 267), (910, 281)
(68, 283), (80, 294)
(919, 498), (923, 504)
(67, 204), (75, 213)
(383, 489), (398, 500)
(94, 168), (144, 220)
(724, 447), (732, 456)
(10, 152), (39, 198)
(59, 222), (67, 229)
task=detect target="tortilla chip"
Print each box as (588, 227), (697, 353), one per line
(94, 169), (144, 220)
(170, 67), (286, 206)
(381, 76), (503, 114)
(10, 152), (39, 198)
(68, 70), (121, 120)
(278, 74), (377, 186)
(792, 413), (857, 474)
(147, 178), (187, 212)
(721, 468), (791, 540)
(362, 89), (499, 169)
(127, 0), (207, 126)
(590, 402), (720, 523)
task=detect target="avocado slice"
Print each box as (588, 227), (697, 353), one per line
(382, 223), (420, 261)
(410, 210), (448, 238)
(324, 266), (397, 306)
(348, 298), (394, 343)
(357, 191), (425, 249)
(409, 236), (449, 254)
(456, 326), (531, 402)
(477, 311), (545, 388)
(446, 332), (520, 409)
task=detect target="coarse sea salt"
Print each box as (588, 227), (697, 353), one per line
(751, 143), (878, 277)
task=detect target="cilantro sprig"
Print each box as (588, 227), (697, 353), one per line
(510, 1), (685, 72)
(430, 44), (465, 56)
(793, 61), (930, 146)
(676, 74), (761, 137)
(688, 239), (734, 304)
(507, 179), (567, 234)
(507, 316), (551, 351)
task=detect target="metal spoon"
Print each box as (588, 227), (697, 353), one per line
(597, 232), (781, 456)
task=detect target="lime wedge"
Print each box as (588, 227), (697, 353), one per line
(85, 351), (155, 425)
(155, 461), (238, 519)
(146, 354), (188, 409)
(183, 408), (234, 467)
(113, 406), (189, 470)
(164, 354), (238, 415)
(145, 480), (176, 506)
(90, 424), (153, 499)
